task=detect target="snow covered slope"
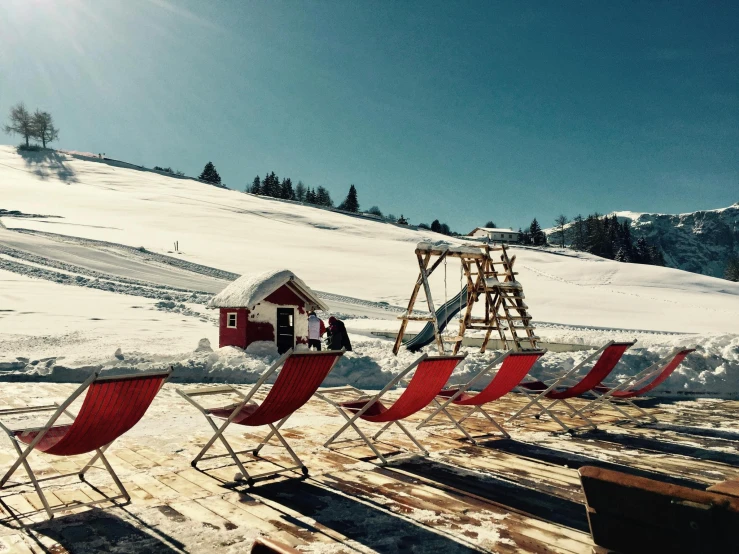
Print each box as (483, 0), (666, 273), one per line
(2, 145), (739, 395)
(3, 146), (739, 333)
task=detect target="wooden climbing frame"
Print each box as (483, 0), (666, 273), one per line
(393, 242), (539, 355)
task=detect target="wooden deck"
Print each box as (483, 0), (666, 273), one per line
(0, 383), (737, 553)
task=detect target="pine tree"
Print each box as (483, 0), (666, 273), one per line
(431, 219), (442, 233)
(397, 214), (408, 225)
(262, 172), (279, 197)
(339, 184), (359, 212)
(3, 103), (34, 147)
(315, 186), (332, 207)
(305, 187), (316, 204)
(648, 245), (666, 266)
(530, 218), (546, 246)
(198, 162), (221, 185)
(280, 178), (294, 200)
(614, 247), (630, 262)
(440, 223), (451, 235)
(635, 236), (651, 264)
(249, 176), (261, 194)
(485, 220), (496, 228)
(367, 206), (383, 217)
(295, 180), (306, 202)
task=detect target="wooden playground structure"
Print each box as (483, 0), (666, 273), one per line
(393, 241), (539, 355)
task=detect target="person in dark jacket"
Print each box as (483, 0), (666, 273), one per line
(327, 316), (352, 351)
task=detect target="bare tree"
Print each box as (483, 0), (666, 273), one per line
(554, 214), (569, 248)
(32, 110), (59, 148)
(3, 103), (34, 147)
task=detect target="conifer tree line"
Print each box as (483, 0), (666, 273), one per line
(517, 218), (548, 246)
(247, 173), (367, 211)
(3, 102), (59, 149)
(550, 213), (666, 266)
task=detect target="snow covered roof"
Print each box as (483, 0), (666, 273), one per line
(416, 241), (484, 255)
(469, 227), (518, 234)
(208, 269), (328, 311)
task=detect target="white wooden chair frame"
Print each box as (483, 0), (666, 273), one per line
(178, 349), (342, 486)
(0, 370), (171, 519)
(315, 353), (465, 465)
(506, 340), (636, 433)
(415, 351), (512, 443)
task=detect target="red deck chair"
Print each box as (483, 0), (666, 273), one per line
(316, 354), (466, 465)
(571, 347), (696, 424)
(0, 369), (171, 519)
(416, 349), (546, 443)
(178, 349), (343, 486)
(507, 340), (636, 432)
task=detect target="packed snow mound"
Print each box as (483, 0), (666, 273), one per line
(207, 268), (328, 310)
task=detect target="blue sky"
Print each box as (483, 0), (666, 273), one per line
(1, 1), (737, 232)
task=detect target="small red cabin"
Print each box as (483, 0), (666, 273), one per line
(208, 269), (327, 353)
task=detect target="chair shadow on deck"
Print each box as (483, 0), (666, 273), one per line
(394, 457), (590, 532)
(482, 439), (707, 489)
(23, 508), (186, 553)
(579, 429), (739, 467)
(249, 479), (480, 554)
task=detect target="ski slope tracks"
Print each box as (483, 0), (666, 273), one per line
(1, 145), (738, 396)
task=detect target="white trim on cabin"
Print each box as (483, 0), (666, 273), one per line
(226, 312), (238, 328)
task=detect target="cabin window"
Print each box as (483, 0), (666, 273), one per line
(227, 312), (238, 328)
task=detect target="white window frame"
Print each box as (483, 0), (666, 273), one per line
(226, 312), (238, 329)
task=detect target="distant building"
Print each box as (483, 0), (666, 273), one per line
(468, 227), (520, 243)
(208, 269), (327, 353)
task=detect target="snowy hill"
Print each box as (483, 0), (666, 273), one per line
(2, 145), (739, 395)
(546, 203), (739, 278)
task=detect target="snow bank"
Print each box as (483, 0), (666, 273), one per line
(2, 327), (737, 398)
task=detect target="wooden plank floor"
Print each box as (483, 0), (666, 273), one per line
(0, 384), (736, 553)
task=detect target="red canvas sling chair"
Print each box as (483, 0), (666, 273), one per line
(178, 349), (343, 486)
(416, 349), (546, 443)
(570, 347), (696, 424)
(0, 369), (171, 519)
(316, 353), (466, 465)
(507, 340), (636, 433)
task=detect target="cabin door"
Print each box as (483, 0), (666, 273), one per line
(276, 308), (295, 354)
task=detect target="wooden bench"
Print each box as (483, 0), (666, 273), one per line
(579, 466), (739, 554)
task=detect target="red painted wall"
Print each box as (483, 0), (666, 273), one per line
(265, 287), (307, 313)
(246, 315), (274, 344)
(219, 308), (247, 348)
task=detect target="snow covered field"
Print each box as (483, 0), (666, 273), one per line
(1, 146), (739, 396)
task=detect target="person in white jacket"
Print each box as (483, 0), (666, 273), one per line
(307, 311), (325, 351)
